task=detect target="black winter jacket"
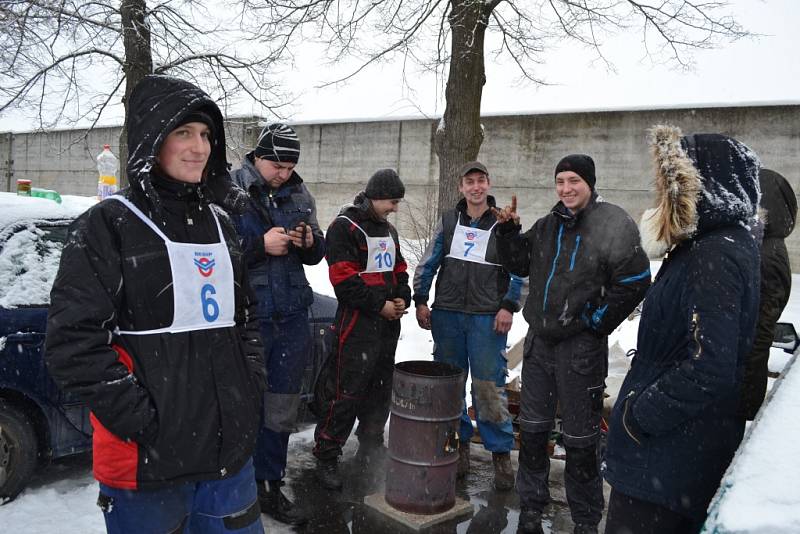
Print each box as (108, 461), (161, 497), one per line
(45, 76), (265, 490)
(739, 168), (796, 419)
(231, 154), (325, 320)
(326, 195), (412, 316)
(604, 128), (761, 518)
(496, 195), (650, 342)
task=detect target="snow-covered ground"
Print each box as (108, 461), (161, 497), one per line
(1, 255), (799, 532)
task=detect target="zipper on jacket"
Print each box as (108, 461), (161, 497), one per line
(542, 223), (565, 311)
(569, 235), (581, 271)
(622, 390), (642, 446)
(690, 311), (702, 360)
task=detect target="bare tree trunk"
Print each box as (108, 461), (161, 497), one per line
(434, 0), (488, 217)
(119, 0), (152, 187)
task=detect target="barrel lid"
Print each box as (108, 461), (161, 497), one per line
(395, 360), (463, 378)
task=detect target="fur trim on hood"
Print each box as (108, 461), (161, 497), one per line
(648, 124), (760, 247)
(648, 125), (702, 247)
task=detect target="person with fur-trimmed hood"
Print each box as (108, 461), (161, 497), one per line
(494, 155), (651, 534)
(603, 126), (761, 534)
(45, 75), (266, 533)
(312, 169), (411, 490)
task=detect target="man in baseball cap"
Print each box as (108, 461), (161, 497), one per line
(413, 160), (524, 491)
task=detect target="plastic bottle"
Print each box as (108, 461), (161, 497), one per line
(31, 187), (62, 204)
(96, 144), (119, 200)
(16, 179), (32, 196)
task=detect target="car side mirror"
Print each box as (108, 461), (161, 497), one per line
(772, 322), (800, 354)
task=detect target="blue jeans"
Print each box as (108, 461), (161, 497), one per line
(253, 313), (311, 481)
(98, 459), (263, 534)
(430, 309), (514, 452)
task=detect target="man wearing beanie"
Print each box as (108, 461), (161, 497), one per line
(412, 161), (524, 491)
(312, 168), (411, 490)
(493, 154), (650, 534)
(231, 123), (325, 525)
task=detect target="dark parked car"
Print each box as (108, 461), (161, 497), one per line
(0, 192), (335, 503)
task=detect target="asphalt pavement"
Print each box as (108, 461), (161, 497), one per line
(264, 428), (611, 534)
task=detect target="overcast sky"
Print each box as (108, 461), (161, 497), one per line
(0, 0), (797, 132)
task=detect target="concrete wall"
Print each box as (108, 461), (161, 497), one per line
(3, 104), (799, 264)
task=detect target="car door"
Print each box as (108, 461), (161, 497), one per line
(0, 221), (92, 457)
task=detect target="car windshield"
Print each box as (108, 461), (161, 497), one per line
(0, 223), (68, 308)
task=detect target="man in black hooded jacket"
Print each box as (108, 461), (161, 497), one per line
(739, 168), (797, 420)
(45, 75), (266, 533)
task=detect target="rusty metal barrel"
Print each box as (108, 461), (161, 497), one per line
(385, 360), (465, 514)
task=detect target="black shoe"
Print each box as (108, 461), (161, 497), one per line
(517, 508), (544, 534)
(573, 523), (598, 534)
(315, 459), (343, 491)
(257, 480), (308, 525)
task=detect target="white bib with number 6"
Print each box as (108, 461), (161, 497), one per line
(447, 221), (501, 266)
(338, 215), (396, 273)
(109, 196), (236, 335)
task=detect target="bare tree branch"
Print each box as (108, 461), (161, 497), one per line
(245, 0), (749, 217)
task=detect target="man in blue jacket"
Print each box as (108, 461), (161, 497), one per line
(231, 123), (325, 525)
(413, 161), (524, 491)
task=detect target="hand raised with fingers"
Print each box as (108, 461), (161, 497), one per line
(491, 195), (520, 226)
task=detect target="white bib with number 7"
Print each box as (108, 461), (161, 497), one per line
(338, 215), (396, 273)
(447, 221), (501, 266)
(109, 196), (236, 335)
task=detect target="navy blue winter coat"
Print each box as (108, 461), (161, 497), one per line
(231, 154), (325, 320)
(603, 127), (761, 519)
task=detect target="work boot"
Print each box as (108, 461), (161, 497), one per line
(257, 480), (308, 525)
(517, 507), (544, 534)
(457, 442), (470, 479)
(573, 523), (599, 534)
(315, 459), (343, 491)
(492, 451), (515, 491)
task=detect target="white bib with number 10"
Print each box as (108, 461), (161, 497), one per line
(338, 215), (396, 273)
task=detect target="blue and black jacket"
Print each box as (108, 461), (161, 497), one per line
(413, 196), (524, 314)
(496, 194), (650, 342)
(231, 154), (325, 320)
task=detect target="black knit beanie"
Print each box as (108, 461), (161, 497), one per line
(555, 154), (596, 189)
(254, 123), (300, 163)
(365, 168), (405, 200)
(175, 110), (215, 138)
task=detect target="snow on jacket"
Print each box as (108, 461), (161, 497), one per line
(495, 194), (650, 342)
(603, 125), (761, 517)
(231, 154), (325, 319)
(739, 168), (796, 419)
(413, 196), (524, 314)
(326, 195), (412, 315)
(45, 75), (266, 490)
